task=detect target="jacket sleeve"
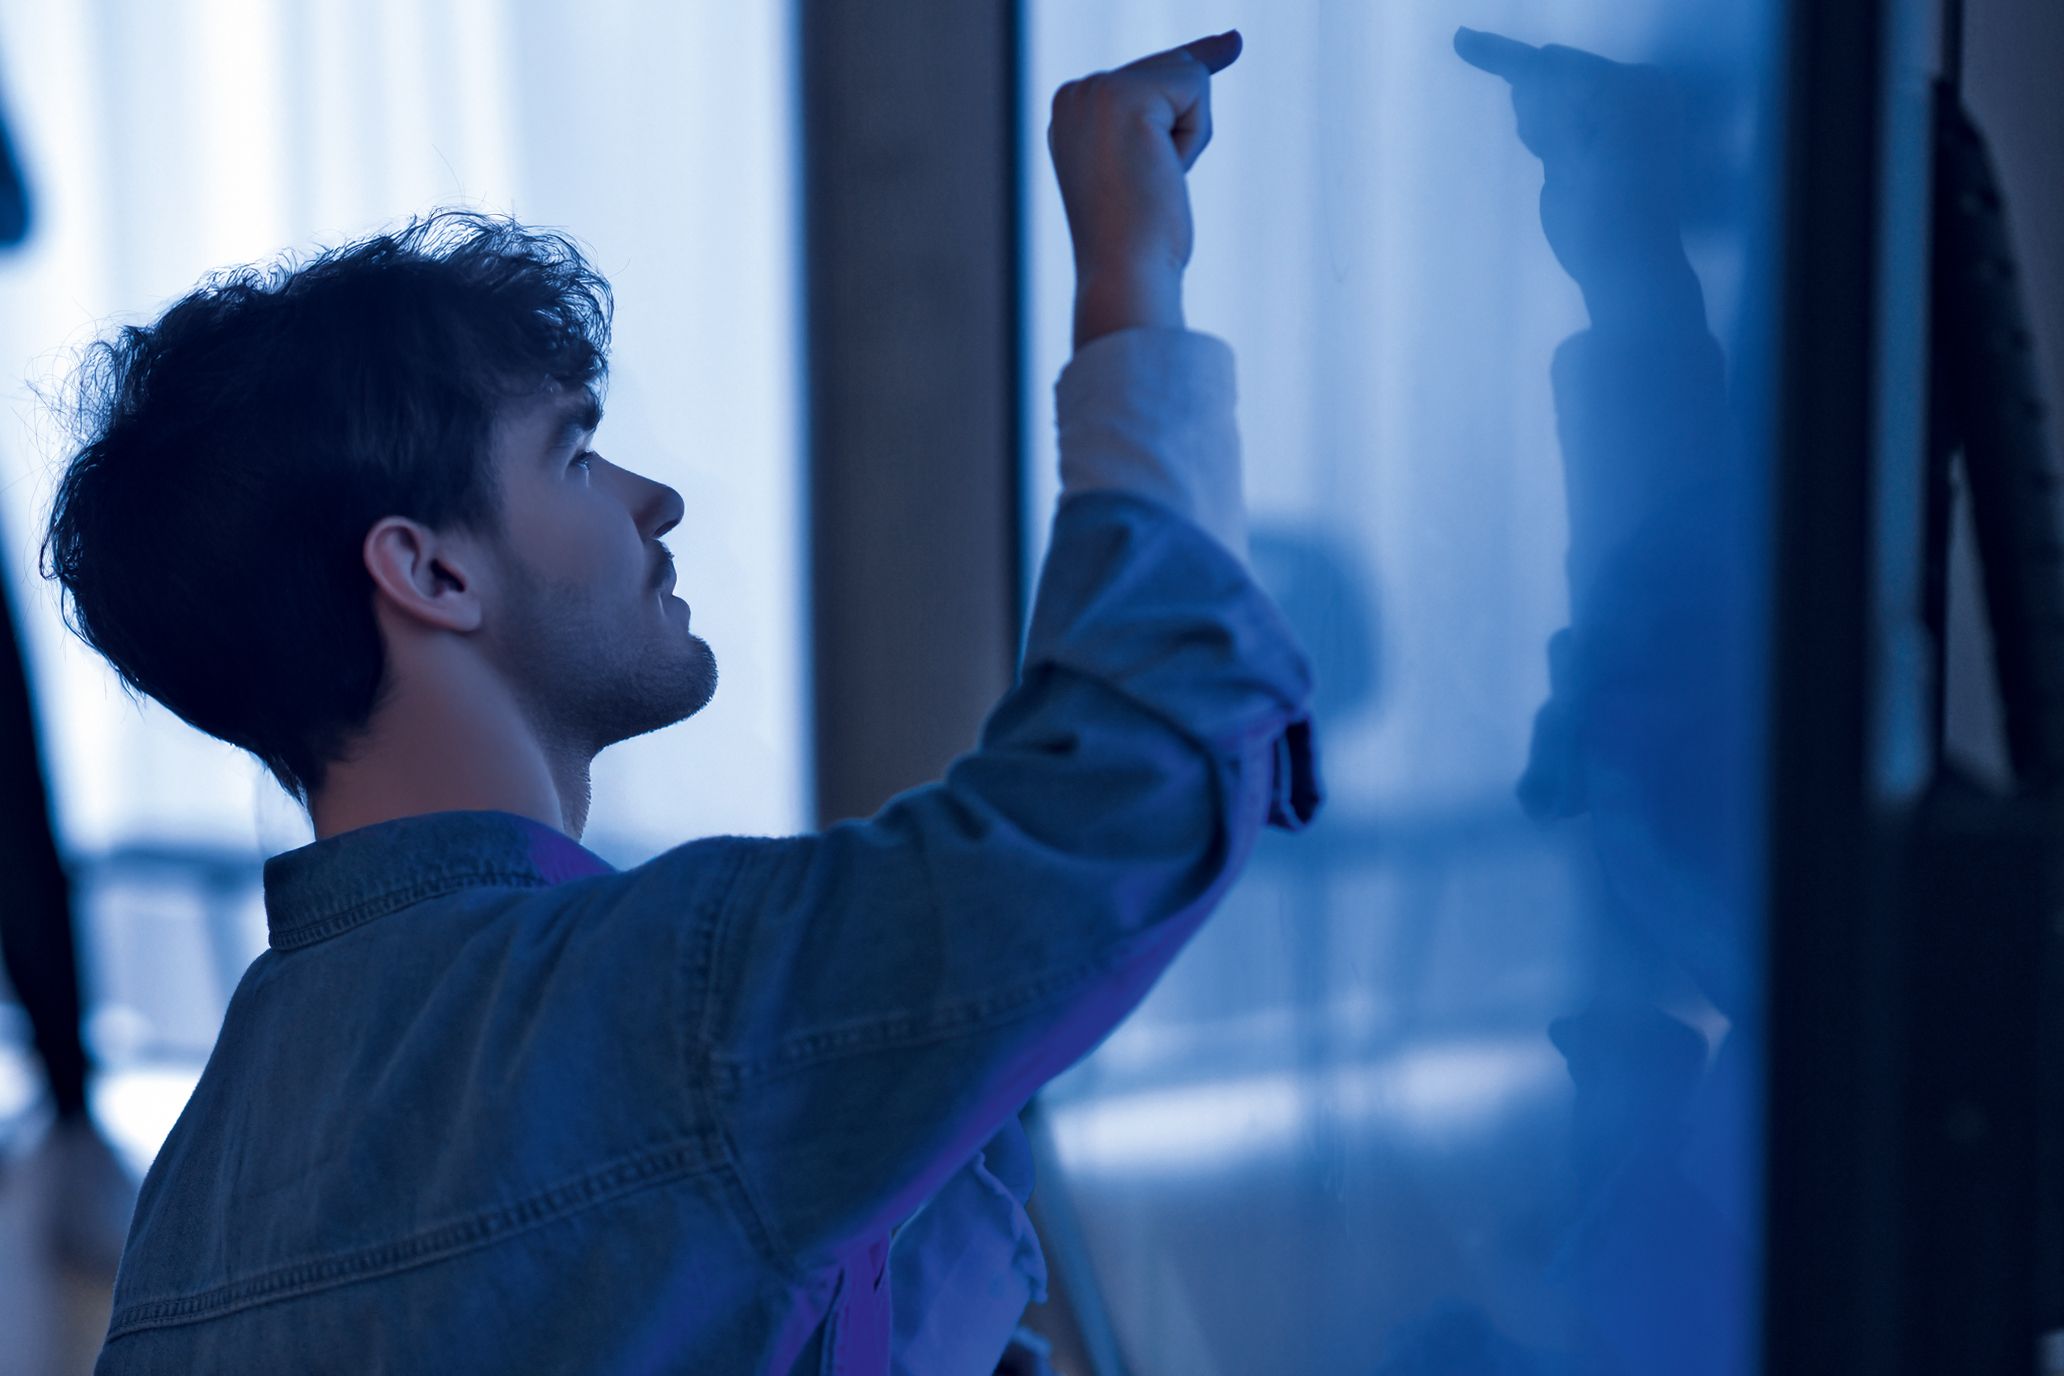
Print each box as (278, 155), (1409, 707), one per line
(1516, 322), (1758, 1007)
(695, 330), (1322, 1269)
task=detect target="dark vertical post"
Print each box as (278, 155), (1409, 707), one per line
(800, 0), (1024, 828)
(1761, 0), (1901, 1371)
(1961, 2), (2064, 1345)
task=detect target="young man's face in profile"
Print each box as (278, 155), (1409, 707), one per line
(475, 381), (718, 754)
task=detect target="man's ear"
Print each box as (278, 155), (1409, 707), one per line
(362, 517), (486, 634)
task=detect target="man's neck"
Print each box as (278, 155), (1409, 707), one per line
(307, 702), (589, 843)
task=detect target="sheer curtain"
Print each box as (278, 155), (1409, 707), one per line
(0, 0), (802, 1161)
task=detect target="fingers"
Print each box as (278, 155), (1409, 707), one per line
(1104, 31), (1241, 172)
(1453, 26), (1540, 82)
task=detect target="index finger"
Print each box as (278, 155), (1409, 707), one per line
(1185, 29), (1243, 75)
(1453, 26), (1540, 82)
(1124, 29), (1244, 77)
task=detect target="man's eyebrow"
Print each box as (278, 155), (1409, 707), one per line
(546, 393), (604, 453)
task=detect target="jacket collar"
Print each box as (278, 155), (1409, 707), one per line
(261, 809), (617, 952)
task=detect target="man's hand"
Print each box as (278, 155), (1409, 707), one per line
(1048, 30), (1242, 350)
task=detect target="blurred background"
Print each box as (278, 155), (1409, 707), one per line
(0, 0), (805, 1164)
(2, 1), (2059, 1374)
(0, 3), (806, 1365)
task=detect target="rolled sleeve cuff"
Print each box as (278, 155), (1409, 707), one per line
(1054, 326), (1248, 563)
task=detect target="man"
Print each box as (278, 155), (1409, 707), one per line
(55, 28), (1318, 1373)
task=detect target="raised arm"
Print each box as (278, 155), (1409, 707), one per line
(690, 30), (1324, 1271)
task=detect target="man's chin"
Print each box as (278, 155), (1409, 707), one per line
(685, 637), (717, 711)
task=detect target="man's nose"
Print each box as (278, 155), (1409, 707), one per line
(625, 468), (684, 539)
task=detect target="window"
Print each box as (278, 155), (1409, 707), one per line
(1022, 5), (1780, 1370)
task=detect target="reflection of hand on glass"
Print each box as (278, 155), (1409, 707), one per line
(1456, 26), (1731, 616)
(1453, 28), (1702, 334)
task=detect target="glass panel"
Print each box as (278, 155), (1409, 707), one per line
(0, 2), (802, 1164)
(1022, 4), (1779, 1372)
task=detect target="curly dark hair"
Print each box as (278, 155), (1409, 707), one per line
(39, 209), (613, 806)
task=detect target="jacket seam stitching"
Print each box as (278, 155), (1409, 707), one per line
(270, 870), (548, 949)
(709, 952), (1120, 1084)
(697, 840), (810, 1282)
(103, 1136), (722, 1339)
(708, 728), (1248, 1082)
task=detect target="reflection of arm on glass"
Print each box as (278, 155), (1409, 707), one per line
(1369, 31), (1759, 1376)
(1453, 29), (1751, 997)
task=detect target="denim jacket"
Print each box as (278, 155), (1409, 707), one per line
(96, 329), (1323, 1374)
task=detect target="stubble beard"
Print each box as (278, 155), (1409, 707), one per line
(494, 561), (719, 759)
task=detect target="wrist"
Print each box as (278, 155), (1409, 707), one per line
(1072, 268), (1184, 351)
(1574, 238), (1704, 334)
